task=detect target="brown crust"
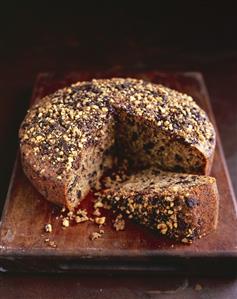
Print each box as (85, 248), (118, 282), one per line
(21, 145), (70, 208)
(188, 182), (219, 238)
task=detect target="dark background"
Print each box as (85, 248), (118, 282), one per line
(0, 2), (237, 298)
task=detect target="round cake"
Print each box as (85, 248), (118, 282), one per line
(19, 78), (216, 210)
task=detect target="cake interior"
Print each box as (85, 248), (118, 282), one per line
(66, 121), (116, 209)
(66, 111), (207, 208)
(116, 111), (206, 174)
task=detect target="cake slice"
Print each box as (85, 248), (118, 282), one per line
(98, 169), (219, 243)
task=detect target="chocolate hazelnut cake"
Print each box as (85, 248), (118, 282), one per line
(98, 169), (219, 243)
(19, 78), (216, 211)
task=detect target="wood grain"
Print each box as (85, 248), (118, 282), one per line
(0, 71), (236, 273)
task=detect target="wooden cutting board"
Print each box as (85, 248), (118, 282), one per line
(0, 71), (236, 274)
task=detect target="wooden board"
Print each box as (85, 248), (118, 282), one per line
(0, 71), (236, 274)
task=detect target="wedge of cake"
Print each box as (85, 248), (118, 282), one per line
(98, 169), (219, 243)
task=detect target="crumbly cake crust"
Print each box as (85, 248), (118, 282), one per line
(98, 169), (219, 243)
(19, 78), (216, 209)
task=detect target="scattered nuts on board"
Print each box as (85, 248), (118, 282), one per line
(44, 223), (52, 233)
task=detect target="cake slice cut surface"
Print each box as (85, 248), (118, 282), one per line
(98, 169), (219, 243)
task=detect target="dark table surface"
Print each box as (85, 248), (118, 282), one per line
(0, 3), (237, 298)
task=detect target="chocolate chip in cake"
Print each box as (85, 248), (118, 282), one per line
(68, 175), (78, 193)
(185, 198), (199, 208)
(131, 132), (139, 141)
(143, 142), (155, 152)
(173, 165), (185, 172)
(150, 197), (159, 205)
(175, 154), (183, 162)
(77, 190), (82, 199)
(134, 195), (143, 204)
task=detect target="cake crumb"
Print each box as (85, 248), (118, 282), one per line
(44, 223), (52, 233)
(113, 214), (125, 231)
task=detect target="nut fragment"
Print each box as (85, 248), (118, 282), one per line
(75, 215), (89, 223)
(62, 218), (70, 227)
(194, 283), (203, 291)
(94, 201), (104, 209)
(76, 208), (88, 217)
(95, 217), (106, 225)
(90, 232), (102, 240)
(44, 238), (57, 248)
(113, 214), (125, 231)
(44, 223), (52, 233)
(157, 223), (168, 234)
(181, 237), (191, 244)
(93, 209), (101, 216)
